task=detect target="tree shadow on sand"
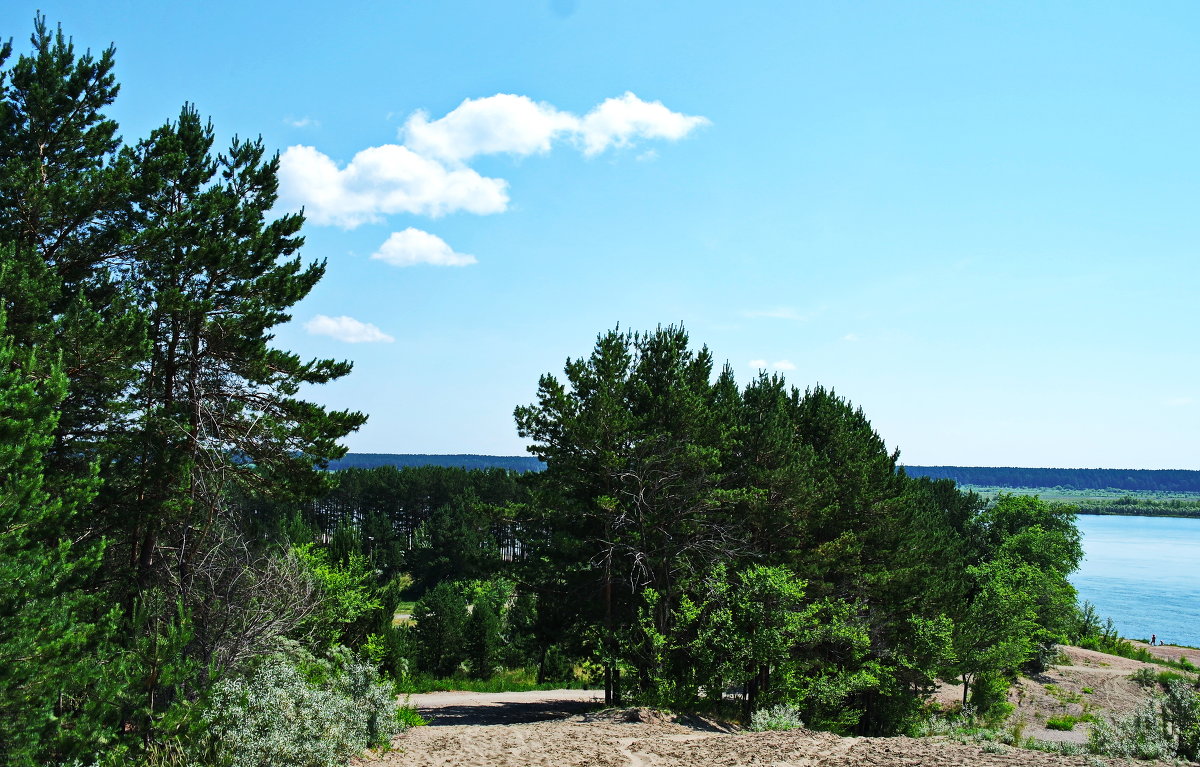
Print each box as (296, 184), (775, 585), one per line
(420, 698), (603, 726)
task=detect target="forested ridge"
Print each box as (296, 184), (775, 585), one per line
(4, 17), (1192, 767)
(904, 466), (1200, 493)
(332, 455), (1200, 493)
(330, 453), (545, 472)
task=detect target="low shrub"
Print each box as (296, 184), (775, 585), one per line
(395, 704), (427, 729)
(203, 650), (403, 767)
(1129, 667), (1157, 687)
(1025, 738), (1084, 756)
(750, 704), (805, 732)
(1045, 714), (1076, 731)
(1088, 699), (1173, 761)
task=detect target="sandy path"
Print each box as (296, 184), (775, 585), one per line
(368, 646), (1193, 767)
(1129, 640), (1198, 666)
(376, 713), (1144, 767)
(372, 687), (1166, 767)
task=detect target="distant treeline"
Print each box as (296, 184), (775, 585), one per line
(903, 466), (1200, 493)
(334, 456), (1200, 493)
(330, 453), (544, 473)
(1072, 497), (1200, 519)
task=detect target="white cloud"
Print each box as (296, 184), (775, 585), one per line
(1164, 396), (1194, 407)
(279, 92), (707, 229)
(577, 92), (710, 156)
(277, 144), (509, 228)
(401, 91), (708, 163)
(372, 228), (477, 267)
(304, 315), (394, 343)
(285, 116), (319, 128)
(404, 94), (580, 163)
(842, 333), (859, 342)
(748, 359), (768, 369)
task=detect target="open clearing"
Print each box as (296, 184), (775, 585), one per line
(362, 645), (1195, 767)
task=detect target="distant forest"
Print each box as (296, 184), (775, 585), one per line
(329, 453), (545, 473)
(903, 466), (1200, 493)
(333, 455), (1200, 493)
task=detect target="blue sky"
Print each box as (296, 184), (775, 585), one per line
(5, 2), (1198, 468)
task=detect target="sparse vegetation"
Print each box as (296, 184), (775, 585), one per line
(749, 704), (806, 732)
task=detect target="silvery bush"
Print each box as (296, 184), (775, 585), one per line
(1088, 697), (1173, 761)
(750, 703), (805, 732)
(204, 652), (401, 767)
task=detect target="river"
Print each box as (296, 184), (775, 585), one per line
(1071, 514), (1200, 648)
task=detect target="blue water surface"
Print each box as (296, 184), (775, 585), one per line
(1071, 514), (1200, 648)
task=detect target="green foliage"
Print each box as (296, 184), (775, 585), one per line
(0, 16), (369, 762)
(397, 666), (596, 694)
(1130, 667), (1157, 687)
(395, 703), (427, 729)
(295, 544), (383, 649)
(1086, 679), (1200, 760)
(514, 324), (1087, 735)
(1045, 714), (1077, 730)
(465, 599), (502, 679)
(0, 316), (120, 765)
(1088, 698), (1175, 760)
(412, 582), (468, 677)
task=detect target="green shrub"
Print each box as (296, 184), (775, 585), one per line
(412, 582), (467, 676)
(750, 704), (805, 732)
(395, 703), (427, 729)
(540, 644), (574, 683)
(465, 599), (502, 680)
(203, 652), (402, 767)
(1045, 714), (1076, 731)
(1129, 667), (1157, 687)
(1162, 679), (1200, 761)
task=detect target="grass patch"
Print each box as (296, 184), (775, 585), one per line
(1081, 687), (1093, 694)
(1043, 683), (1082, 704)
(1130, 666), (1199, 689)
(396, 703), (427, 728)
(397, 667), (600, 694)
(1045, 714), (1077, 731)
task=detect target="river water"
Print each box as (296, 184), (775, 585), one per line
(1071, 514), (1200, 648)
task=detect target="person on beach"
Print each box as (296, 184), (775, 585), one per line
(1152, 634), (1157, 646)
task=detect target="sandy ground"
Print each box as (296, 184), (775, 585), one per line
(371, 705), (1146, 767)
(363, 646), (1195, 767)
(1130, 640), (1198, 666)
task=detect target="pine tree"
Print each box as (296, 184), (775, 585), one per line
(101, 104), (366, 603)
(0, 309), (112, 765)
(0, 17), (146, 481)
